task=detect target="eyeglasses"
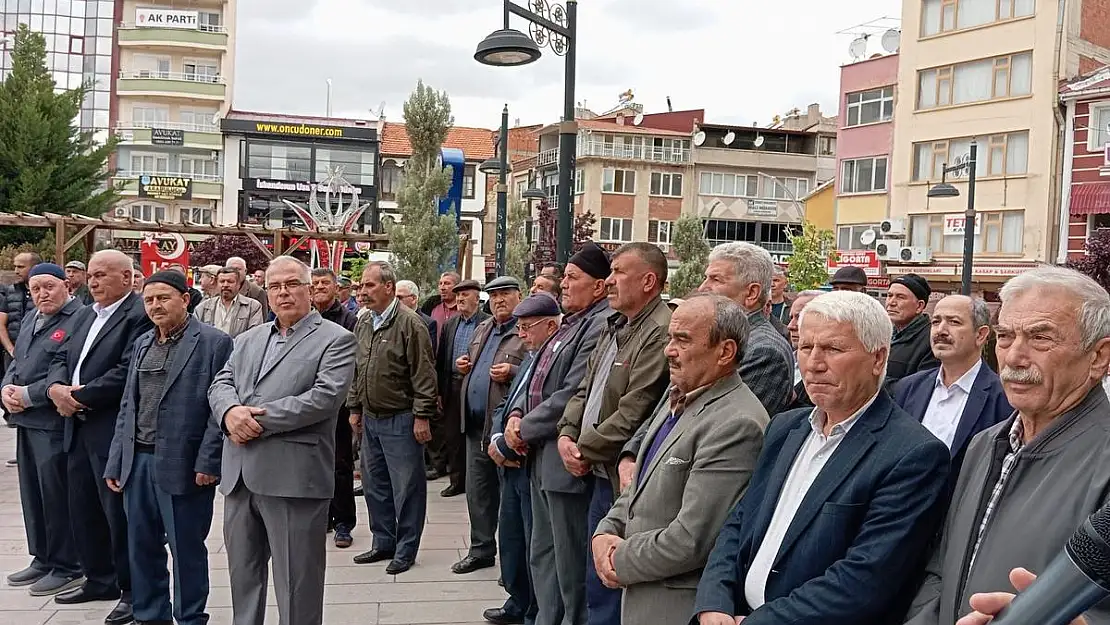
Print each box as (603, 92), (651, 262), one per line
(518, 319), (549, 332)
(266, 281), (307, 293)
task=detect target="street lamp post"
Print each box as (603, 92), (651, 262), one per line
(475, 0), (577, 265)
(479, 106), (512, 275)
(926, 141), (978, 296)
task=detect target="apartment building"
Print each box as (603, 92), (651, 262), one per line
(1059, 65), (1110, 262)
(888, 0), (1110, 291)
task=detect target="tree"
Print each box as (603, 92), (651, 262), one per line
(191, 235), (271, 272)
(573, 210), (597, 251)
(504, 198), (531, 282)
(1067, 227), (1110, 294)
(387, 80), (459, 294)
(0, 25), (119, 248)
(669, 213), (711, 297)
(786, 222), (836, 291)
(531, 200), (556, 268)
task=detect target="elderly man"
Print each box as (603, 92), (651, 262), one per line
(697, 242), (794, 417)
(339, 276), (357, 312)
(46, 249), (153, 624)
(194, 267), (264, 338)
(829, 266), (868, 292)
(0, 251), (39, 369)
(132, 265), (145, 294)
(893, 295), (1011, 478)
(768, 267), (790, 325)
(504, 242), (613, 625)
(904, 266), (1110, 625)
(65, 260), (93, 305)
(783, 291), (825, 411)
(886, 274), (939, 386)
(436, 279), (488, 497)
(104, 270), (232, 625)
(693, 291), (950, 625)
(592, 294), (769, 625)
(485, 293), (564, 625)
(397, 279), (438, 353)
(208, 256), (356, 625)
(196, 265), (222, 299)
(557, 242), (673, 625)
(226, 256), (269, 318)
(452, 276), (527, 575)
(2, 264), (84, 596)
(348, 261), (438, 575)
(531, 274), (562, 299)
(423, 271), (461, 343)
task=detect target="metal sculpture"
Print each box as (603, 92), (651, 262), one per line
(281, 167), (371, 273)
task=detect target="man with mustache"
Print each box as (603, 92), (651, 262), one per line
(885, 274), (940, 387)
(193, 267), (264, 338)
(904, 266), (1110, 625)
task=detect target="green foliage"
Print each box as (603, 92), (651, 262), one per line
(0, 237), (54, 269)
(388, 80), (459, 294)
(0, 25), (119, 248)
(786, 222), (836, 291)
(573, 210), (597, 251)
(504, 198), (530, 283)
(668, 213), (711, 297)
(1067, 227), (1110, 295)
(190, 235), (271, 272)
(346, 253), (370, 283)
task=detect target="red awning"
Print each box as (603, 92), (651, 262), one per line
(1071, 183), (1110, 215)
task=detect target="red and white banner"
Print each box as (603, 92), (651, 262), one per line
(139, 232), (190, 277)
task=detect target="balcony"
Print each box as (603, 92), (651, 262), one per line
(118, 23), (228, 50)
(115, 170), (223, 199)
(538, 148), (560, 167)
(116, 121), (222, 149)
(116, 71), (226, 101)
(579, 140), (690, 164)
(706, 239), (794, 255)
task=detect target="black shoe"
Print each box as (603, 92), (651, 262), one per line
(426, 468), (444, 480)
(497, 575), (504, 587)
(483, 607), (525, 625)
(353, 484), (364, 497)
(440, 484), (464, 497)
(6, 565), (48, 587)
(352, 548), (395, 565)
(55, 585), (121, 604)
(105, 599), (134, 625)
(136, 620), (172, 625)
(452, 555), (496, 574)
(385, 559), (413, 575)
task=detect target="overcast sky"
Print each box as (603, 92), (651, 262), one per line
(233, 0), (902, 131)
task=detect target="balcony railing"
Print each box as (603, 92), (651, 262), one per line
(117, 121), (220, 134)
(537, 148), (560, 167)
(119, 22), (228, 33)
(116, 170), (223, 182)
(706, 239), (794, 255)
(118, 70), (225, 84)
(579, 140), (691, 164)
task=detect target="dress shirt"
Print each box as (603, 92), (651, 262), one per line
(466, 318), (516, 426)
(921, 359), (982, 449)
(259, 312), (316, 380)
(73, 295), (128, 385)
(214, 297), (238, 335)
(743, 391), (880, 609)
(452, 313), (481, 374)
(969, 415), (1024, 572)
(638, 384), (711, 483)
(581, 332), (620, 428)
(369, 297), (398, 331)
(792, 352), (802, 386)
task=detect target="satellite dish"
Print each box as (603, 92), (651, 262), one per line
(693, 131), (706, 146)
(633, 112), (644, 126)
(860, 228), (877, 246)
(881, 29), (901, 53)
(723, 130), (735, 146)
(753, 135), (765, 148)
(848, 36), (868, 60)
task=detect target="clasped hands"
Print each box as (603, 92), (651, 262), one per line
(591, 534), (624, 589)
(456, 356), (513, 384)
(1, 385), (26, 414)
(225, 405), (265, 444)
(558, 435), (591, 477)
(47, 384), (86, 417)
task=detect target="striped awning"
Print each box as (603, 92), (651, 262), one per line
(1071, 183), (1110, 215)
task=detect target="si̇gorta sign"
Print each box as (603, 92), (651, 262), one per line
(138, 176), (192, 201)
(135, 7), (199, 29)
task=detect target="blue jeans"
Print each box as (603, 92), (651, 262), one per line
(500, 467), (537, 624)
(362, 412), (428, 563)
(585, 477), (622, 625)
(123, 451), (215, 625)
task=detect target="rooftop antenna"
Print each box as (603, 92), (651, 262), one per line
(633, 112), (644, 126)
(848, 35), (869, 61)
(693, 130), (706, 146)
(666, 96), (673, 112)
(753, 134), (765, 148)
(722, 130), (735, 146)
(880, 28), (901, 53)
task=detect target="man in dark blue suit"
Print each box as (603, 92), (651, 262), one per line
(46, 250), (154, 625)
(104, 271), (233, 625)
(692, 291), (950, 625)
(893, 295), (1011, 478)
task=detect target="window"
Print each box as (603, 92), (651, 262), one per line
(132, 54), (169, 78)
(650, 172), (683, 197)
(841, 157), (888, 194)
(912, 131), (1028, 180)
(462, 164), (476, 199)
(846, 87), (894, 126)
(1088, 105), (1110, 150)
(837, 224), (879, 250)
(198, 11), (221, 31)
(130, 203), (166, 221)
(575, 169), (585, 194)
(648, 220), (673, 245)
(246, 141), (312, 182)
(765, 177), (809, 200)
(180, 157), (218, 178)
(129, 153), (168, 173)
(602, 168), (635, 194)
(131, 106), (168, 127)
(179, 206), (213, 224)
(921, 0), (1034, 36)
(909, 211), (1024, 254)
(179, 108), (218, 132)
(698, 172), (758, 197)
(380, 160), (403, 200)
(314, 147), (374, 186)
(182, 59), (218, 82)
(600, 217), (633, 242)
(819, 136), (837, 156)
(917, 52), (1032, 109)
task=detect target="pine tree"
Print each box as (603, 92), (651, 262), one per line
(387, 80), (459, 294)
(668, 213), (711, 297)
(786, 222), (836, 291)
(0, 24), (119, 248)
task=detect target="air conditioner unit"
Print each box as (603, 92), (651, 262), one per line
(114, 207), (129, 218)
(876, 239), (903, 260)
(898, 246), (933, 263)
(879, 218), (907, 237)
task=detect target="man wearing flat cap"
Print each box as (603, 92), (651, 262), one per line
(503, 241), (613, 625)
(435, 279), (489, 497)
(452, 276), (527, 576)
(886, 273), (939, 386)
(104, 270), (233, 625)
(829, 266), (868, 292)
(65, 261), (93, 305)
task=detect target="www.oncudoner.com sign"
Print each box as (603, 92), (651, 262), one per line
(221, 119), (378, 142)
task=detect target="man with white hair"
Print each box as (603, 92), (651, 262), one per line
(784, 290), (825, 411)
(904, 266), (1110, 625)
(768, 266), (790, 325)
(226, 256), (269, 319)
(693, 291), (950, 625)
(397, 279), (438, 354)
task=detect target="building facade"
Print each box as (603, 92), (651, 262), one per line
(1059, 65), (1110, 261)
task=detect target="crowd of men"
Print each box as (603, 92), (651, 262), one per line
(1, 239), (1110, 625)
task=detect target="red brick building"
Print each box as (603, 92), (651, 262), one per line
(1059, 66), (1110, 262)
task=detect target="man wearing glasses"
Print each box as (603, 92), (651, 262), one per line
(397, 280), (438, 353)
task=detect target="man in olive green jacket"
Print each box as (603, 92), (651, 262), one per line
(557, 242), (673, 625)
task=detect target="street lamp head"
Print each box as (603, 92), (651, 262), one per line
(475, 28), (542, 67)
(927, 182), (961, 199)
(522, 186), (547, 200)
(479, 158), (505, 175)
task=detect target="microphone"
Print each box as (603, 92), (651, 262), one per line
(990, 504), (1110, 625)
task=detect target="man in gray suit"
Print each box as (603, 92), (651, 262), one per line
(208, 256), (357, 625)
(592, 294), (769, 625)
(503, 242), (612, 625)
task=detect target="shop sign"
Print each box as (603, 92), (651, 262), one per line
(828, 250), (881, 276)
(138, 175), (192, 201)
(867, 276), (891, 289)
(222, 118), (378, 142)
(972, 265), (1034, 277)
(136, 7), (199, 29)
(888, 265), (958, 276)
(150, 128), (184, 146)
(942, 213), (982, 236)
(746, 199), (778, 218)
(250, 178), (362, 195)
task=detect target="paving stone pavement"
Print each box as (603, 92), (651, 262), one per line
(0, 425), (504, 625)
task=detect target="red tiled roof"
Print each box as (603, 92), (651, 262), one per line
(381, 122), (496, 161)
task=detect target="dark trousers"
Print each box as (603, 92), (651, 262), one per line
(330, 410), (357, 530)
(362, 412), (427, 563)
(16, 427), (79, 576)
(123, 452), (215, 625)
(465, 430), (499, 558)
(585, 477), (622, 625)
(443, 378), (466, 489)
(67, 425), (131, 595)
(500, 467), (537, 624)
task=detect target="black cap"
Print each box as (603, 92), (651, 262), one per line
(830, 266), (868, 286)
(144, 270), (188, 294)
(513, 293), (561, 318)
(567, 241), (611, 280)
(892, 273), (931, 302)
(453, 279), (481, 293)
